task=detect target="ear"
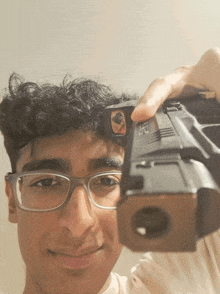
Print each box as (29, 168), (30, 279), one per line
(5, 180), (18, 223)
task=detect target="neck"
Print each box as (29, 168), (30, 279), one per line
(97, 274), (112, 293)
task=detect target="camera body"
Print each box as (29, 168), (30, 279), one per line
(105, 95), (220, 252)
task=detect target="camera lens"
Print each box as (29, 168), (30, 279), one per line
(133, 206), (170, 238)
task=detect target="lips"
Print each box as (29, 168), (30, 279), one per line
(48, 245), (104, 270)
(48, 245), (102, 258)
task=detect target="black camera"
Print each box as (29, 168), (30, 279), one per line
(105, 94), (220, 252)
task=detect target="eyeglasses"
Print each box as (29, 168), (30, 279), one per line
(5, 171), (122, 212)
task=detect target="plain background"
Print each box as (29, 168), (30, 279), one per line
(1, 0), (220, 293)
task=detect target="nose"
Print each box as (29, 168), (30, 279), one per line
(59, 185), (96, 238)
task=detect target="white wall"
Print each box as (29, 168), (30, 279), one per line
(1, 0), (220, 293)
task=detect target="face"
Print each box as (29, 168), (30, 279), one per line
(6, 130), (124, 294)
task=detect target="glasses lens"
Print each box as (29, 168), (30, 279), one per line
(89, 173), (121, 208)
(16, 173), (70, 210)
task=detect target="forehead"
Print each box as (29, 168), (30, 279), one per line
(16, 130), (124, 175)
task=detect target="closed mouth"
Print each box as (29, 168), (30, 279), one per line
(48, 245), (103, 258)
(48, 245), (104, 270)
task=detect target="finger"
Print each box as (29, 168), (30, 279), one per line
(131, 78), (173, 122)
(190, 47), (220, 101)
(131, 67), (191, 122)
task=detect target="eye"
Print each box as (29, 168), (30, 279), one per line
(31, 177), (60, 188)
(92, 174), (121, 188)
(99, 176), (119, 186)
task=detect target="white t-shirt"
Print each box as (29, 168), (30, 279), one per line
(103, 230), (220, 293)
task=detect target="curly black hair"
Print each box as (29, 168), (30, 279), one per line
(0, 73), (137, 171)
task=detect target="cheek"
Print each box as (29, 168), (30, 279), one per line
(99, 210), (122, 250)
(17, 211), (53, 260)
(96, 209), (123, 271)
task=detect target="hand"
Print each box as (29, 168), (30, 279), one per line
(132, 47), (220, 122)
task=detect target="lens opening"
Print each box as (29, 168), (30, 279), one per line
(132, 206), (170, 239)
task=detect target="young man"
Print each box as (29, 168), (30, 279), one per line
(1, 74), (136, 294)
(1, 47), (220, 294)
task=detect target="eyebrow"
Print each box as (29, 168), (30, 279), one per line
(21, 158), (72, 173)
(21, 157), (123, 173)
(91, 157), (123, 171)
